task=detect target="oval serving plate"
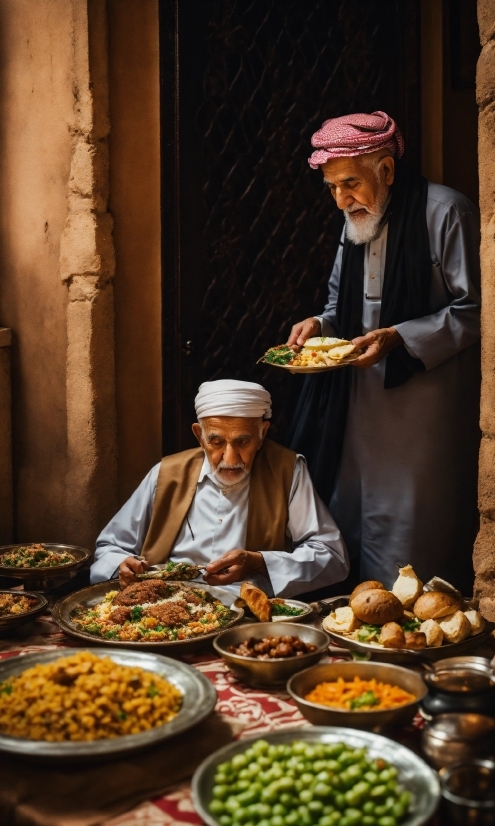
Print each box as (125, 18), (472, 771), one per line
(320, 595), (495, 663)
(0, 544), (90, 580)
(53, 580), (244, 653)
(0, 647), (216, 761)
(192, 727), (440, 826)
(270, 598), (313, 622)
(0, 590), (48, 632)
(268, 355), (360, 374)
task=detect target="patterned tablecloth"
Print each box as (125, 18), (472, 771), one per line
(2, 610), (492, 825)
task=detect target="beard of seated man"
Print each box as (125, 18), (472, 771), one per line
(192, 416), (269, 489)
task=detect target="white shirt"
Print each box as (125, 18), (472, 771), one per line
(90, 454), (349, 598)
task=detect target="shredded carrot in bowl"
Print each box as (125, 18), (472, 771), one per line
(304, 676), (416, 711)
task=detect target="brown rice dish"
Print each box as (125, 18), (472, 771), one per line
(0, 592), (40, 617)
(0, 651), (183, 741)
(70, 580), (234, 642)
(1, 544), (75, 569)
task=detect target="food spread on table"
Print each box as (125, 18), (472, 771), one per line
(260, 337), (360, 369)
(1, 543), (76, 569)
(239, 583), (306, 621)
(0, 592), (40, 617)
(322, 565), (485, 649)
(207, 738), (412, 825)
(69, 580), (235, 642)
(0, 651), (182, 741)
(227, 634), (318, 660)
(137, 560), (203, 581)
(304, 677), (416, 711)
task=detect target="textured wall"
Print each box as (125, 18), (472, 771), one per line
(474, 0), (495, 618)
(0, 0), (73, 541)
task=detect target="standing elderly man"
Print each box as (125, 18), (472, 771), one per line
(91, 379), (349, 597)
(288, 111), (480, 591)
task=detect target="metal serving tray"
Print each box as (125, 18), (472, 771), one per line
(0, 647), (217, 761)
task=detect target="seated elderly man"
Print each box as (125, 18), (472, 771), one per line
(91, 379), (349, 597)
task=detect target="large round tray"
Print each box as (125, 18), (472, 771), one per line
(0, 544), (90, 581)
(320, 595), (494, 663)
(192, 726), (440, 826)
(53, 580), (245, 653)
(0, 647), (217, 761)
(0, 590), (48, 632)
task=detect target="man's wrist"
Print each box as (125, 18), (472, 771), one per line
(249, 551), (268, 576)
(389, 327), (403, 347)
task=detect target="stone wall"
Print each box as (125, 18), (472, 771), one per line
(475, 0), (495, 618)
(0, 0), (161, 550)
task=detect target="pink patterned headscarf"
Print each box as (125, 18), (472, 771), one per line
(308, 110), (404, 168)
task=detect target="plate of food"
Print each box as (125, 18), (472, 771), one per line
(259, 337), (361, 373)
(238, 583), (313, 622)
(52, 579), (244, 652)
(320, 565), (492, 662)
(192, 727), (440, 826)
(0, 543), (90, 581)
(0, 590), (48, 632)
(0, 648), (216, 761)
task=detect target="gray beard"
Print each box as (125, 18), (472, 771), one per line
(344, 210), (385, 244)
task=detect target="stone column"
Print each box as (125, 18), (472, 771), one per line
(0, 328), (13, 544)
(60, 0), (118, 549)
(474, 0), (495, 618)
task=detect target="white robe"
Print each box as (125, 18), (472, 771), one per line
(317, 182), (481, 591)
(90, 455), (349, 598)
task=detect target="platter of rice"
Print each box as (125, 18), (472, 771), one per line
(0, 648), (217, 760)
(0, 590), (48, 631)
(259, 338), (361, 374)
(53, 580), (244, 653)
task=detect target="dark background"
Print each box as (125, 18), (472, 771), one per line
(159, 0), (429, 453)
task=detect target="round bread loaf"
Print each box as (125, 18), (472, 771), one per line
(350, 589), (404, 625)
(413, 591), (461, 620)
(349, 580), (385, 602)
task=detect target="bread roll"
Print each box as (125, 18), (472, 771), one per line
(413, 591), (461, 621)
(392, 564), (423, 608)
(349, 580), (385, 602)
(240, 582), (272, 623)
(438, 610), (471, 644)
(463, 609), (485, 637)
(379, 622), (406, 649)
(404, 631), (427, 650)
(420, 619), (444, 647)
(322, 606), (361, 634)
(350, 589), (404, 625)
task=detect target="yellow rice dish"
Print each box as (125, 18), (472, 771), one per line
(0, 651), (183, 741)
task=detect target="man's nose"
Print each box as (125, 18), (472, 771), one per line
(223, 442), (239, 465)
(335, 189), (354, 210)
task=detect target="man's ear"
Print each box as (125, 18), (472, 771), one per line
(381, 155), (395, 186)
(191, 422), (203, 446)
(257, 420), (270, 451)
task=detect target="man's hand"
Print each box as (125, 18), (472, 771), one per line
(119, 556), (149, 588)
(352, 327), (403, 368)
(203, 549), (267, 586)
(287, 317), (321, 351)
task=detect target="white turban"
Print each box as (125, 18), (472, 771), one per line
(194, 379), (272, 420)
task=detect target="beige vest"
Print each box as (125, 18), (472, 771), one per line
(141, 439), (297, 565)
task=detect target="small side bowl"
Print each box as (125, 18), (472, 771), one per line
(287, 660), (427, 732)
(441, 759), (495, 825)
(213, 622), (329, 688)
(0, 590), (48, 633)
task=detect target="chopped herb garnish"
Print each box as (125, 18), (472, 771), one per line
(147, 684), (160, 698)
(0, 683), (13, 695)
(350, 691), (379, 709)
(130, 605), (144, 621)
(402, 617), (422, 632)
(271, 603), (305, 617)
(356, 624), (381, 642)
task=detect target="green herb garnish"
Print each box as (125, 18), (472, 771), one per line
(147, 684), (160, 698)
(350, 690), (380, 710)
(130, 605), (144, 621)
(402, 617), (421, 632)
(271, 603), (305, 617)
(356, 624), (381, 642)
(0, 683), (13, 695)
(262, 345), (295, 366)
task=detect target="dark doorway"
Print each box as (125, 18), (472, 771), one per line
(159, 0), (421, 455)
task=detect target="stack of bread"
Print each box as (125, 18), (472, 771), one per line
(323, 564), (485, 650)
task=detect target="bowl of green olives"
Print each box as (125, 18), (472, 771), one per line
(192, 727), (440, 826)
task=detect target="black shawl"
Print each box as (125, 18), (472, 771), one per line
(288, 161), (432, 503)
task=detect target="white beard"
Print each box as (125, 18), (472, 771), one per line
(344, 187), (389, 245)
